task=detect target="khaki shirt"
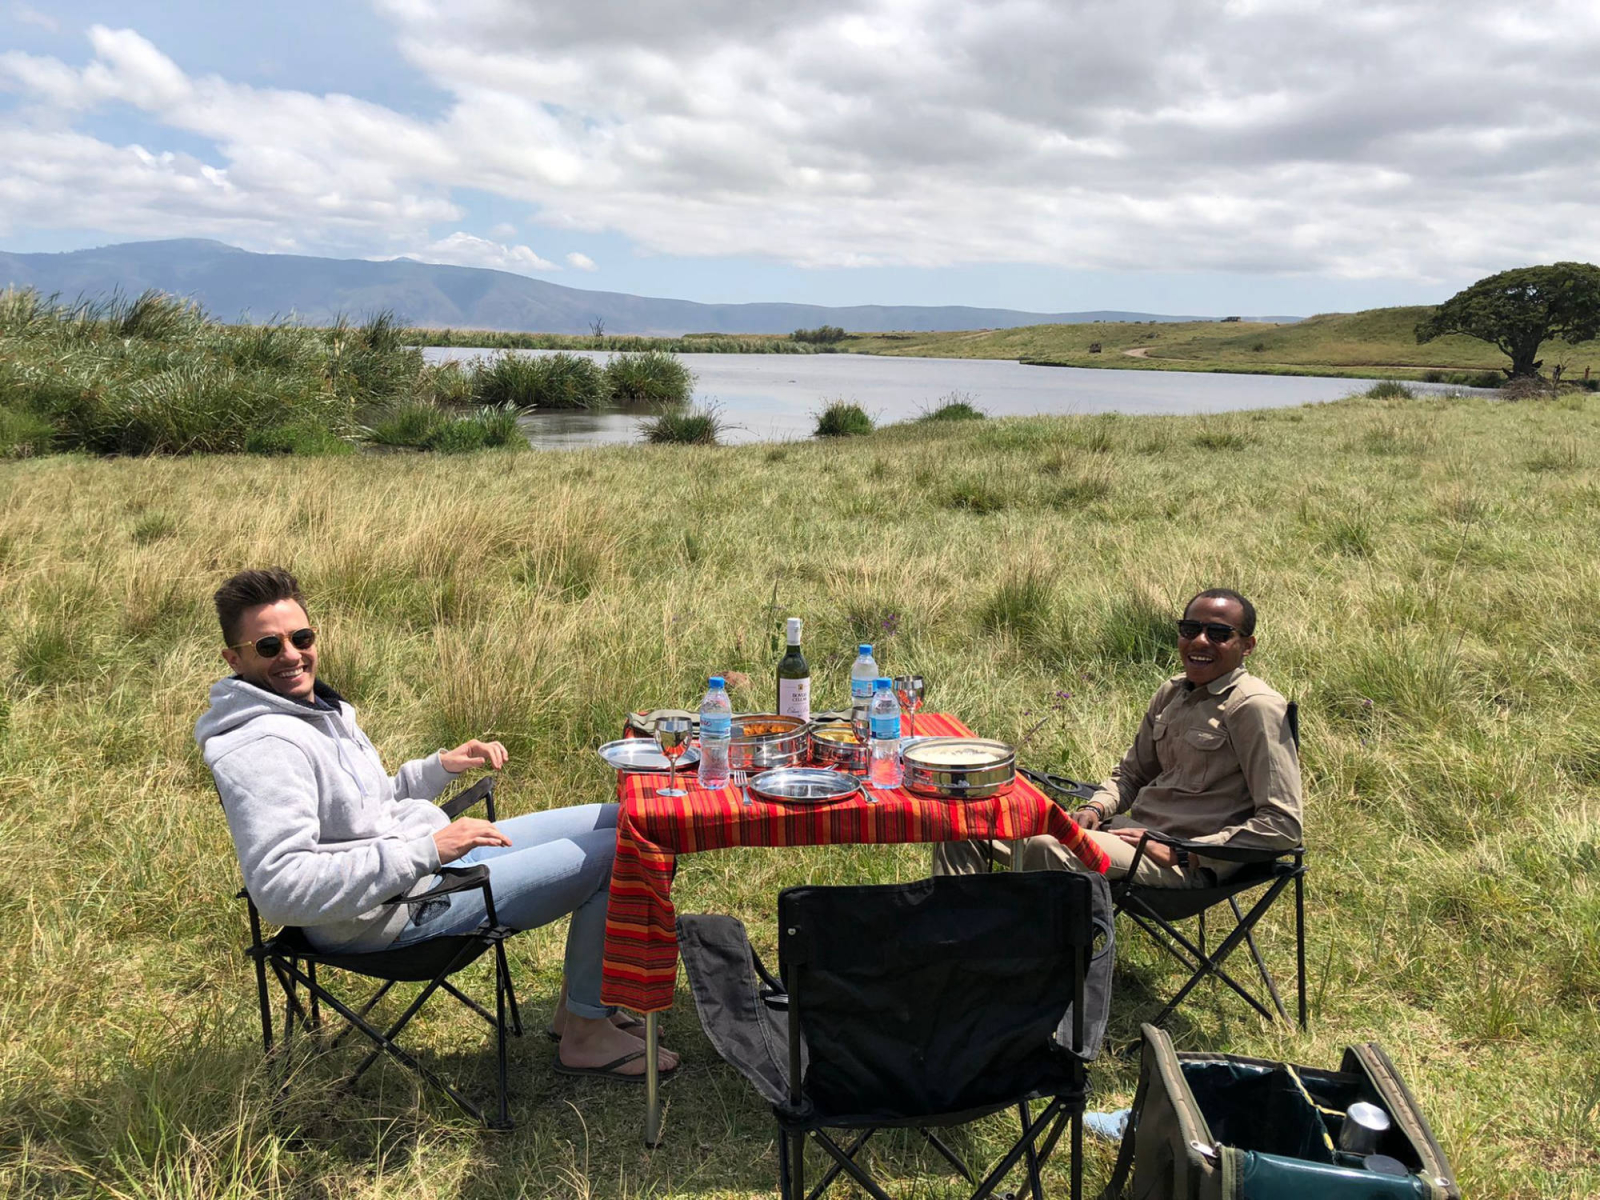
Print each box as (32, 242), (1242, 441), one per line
(1090, 667), (1302, 853)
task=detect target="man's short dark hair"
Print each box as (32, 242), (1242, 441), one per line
(214, 567), (307, 646)
(1185, 588), (1256, 636)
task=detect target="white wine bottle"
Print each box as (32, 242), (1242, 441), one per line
(776, 617), (811, 720)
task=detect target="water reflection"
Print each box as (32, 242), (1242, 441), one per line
(422, 347), (1477, 450)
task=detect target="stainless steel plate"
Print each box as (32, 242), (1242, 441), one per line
(597, 739), (701, 773)
(749, 767), (861, 804)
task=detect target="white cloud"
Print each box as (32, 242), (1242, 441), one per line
(3, 5), (1600, 285)
(10, 5), (56, 33)
(490, 221), (517, 238)
(402, 231), (557, 273)
(565, 251), (596, 271)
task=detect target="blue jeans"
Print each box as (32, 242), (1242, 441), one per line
(392, 804), (619, 1019)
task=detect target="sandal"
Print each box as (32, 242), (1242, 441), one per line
(552, 1049), (678, 1083)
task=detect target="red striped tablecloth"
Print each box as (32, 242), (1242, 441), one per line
(600, 712), (1109, 1012)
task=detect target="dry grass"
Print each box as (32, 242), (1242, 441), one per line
(1, 391), (1598, 1198)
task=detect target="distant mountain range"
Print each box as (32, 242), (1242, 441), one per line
(0, 239), (1300, 334)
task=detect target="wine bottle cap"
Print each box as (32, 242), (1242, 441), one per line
(858, 644), (872, 655)
(708, 676), (725, 688)
(874, 677), (891, 690)
(787, 617), (802, 643)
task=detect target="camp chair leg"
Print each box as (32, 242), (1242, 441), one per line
(1231, 895), (1290, 1024)
(440, 978), (500, 1029)
(277, 956), (492, 1126)
(307, 962), (322, 1031)
(806, 1129), (875, 1200)
(344, 942), (479, 1088)
(328, 979), (396, 1052)
(814, 1130), (896, 1200)
(252, 951), (274, 1054)
(790, 1129), (807, 1200)
(921, 1128), (974, 1183)
(495, 940), (524, 1036)
(1295, 873), (1308, 1029)
(1145, 883), (1291, 1027)
(1019, 1100), (1046, 1200)
(492, 950), (511, 1130)
(778, 1130), (795, 1200)
(967, 1098), (1062, 1200)
(1126, 909), (1276, 1027)
(1071, 1106), (1083, 1200)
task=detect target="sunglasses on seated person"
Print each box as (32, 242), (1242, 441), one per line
(1175, 619), (1241, 643)
(229, 627), (316, 658)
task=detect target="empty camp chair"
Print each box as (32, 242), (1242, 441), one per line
(1025, 702), (1307, 1031)
(678, 871), (1114, 1200)
(235, 776), (525, 1128)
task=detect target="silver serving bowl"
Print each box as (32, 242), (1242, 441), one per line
(730, 713), (812, 771)
(809, 723), (867, 772)
(900, 737), (1016, 800)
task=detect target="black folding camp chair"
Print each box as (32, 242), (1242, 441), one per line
(236, 775), (525, 1128)
(1024, 702), (1307, 1032)
(677, 871), (1114, 1200)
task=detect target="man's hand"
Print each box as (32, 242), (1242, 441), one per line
(1072, 806), (1103, 831)
(1110, 826), (1181, 869)
(440, 738), (509, 774)
(433, 817), (512, 864)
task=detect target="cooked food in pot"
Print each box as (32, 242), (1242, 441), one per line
(905, 742), (1009, 767)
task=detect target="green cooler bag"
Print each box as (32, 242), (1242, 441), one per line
(1101, 1024), (1459, 1200)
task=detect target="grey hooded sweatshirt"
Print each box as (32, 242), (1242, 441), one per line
(196, 677), (455, 952)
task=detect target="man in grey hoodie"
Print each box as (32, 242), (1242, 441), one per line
(197, 567), (676, 1081)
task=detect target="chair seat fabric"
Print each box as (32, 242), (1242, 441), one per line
(1122, 859), (1296, 923)
(265, 925), (498, 983)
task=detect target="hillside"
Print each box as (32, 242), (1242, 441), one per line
(0, 239), (1246, 335)
(843, 307), (1600, 380)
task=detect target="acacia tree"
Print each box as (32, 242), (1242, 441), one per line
(1416, 262), (1600, 378)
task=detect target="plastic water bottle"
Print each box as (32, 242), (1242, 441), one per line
(698, 675), (732, 789)
(868, 676), (902, 789)
(850, 644), (880, 708)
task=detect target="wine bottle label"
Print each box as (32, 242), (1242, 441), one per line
(871, 713), (899, 740)
(701, 714), (731, 739)
(778, 678), (810, 720)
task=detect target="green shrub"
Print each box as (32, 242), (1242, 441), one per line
(918, 394), (986, 422)
(604, 351), (695, 405)
(366, 402), (446, 448)
(641, 406), (723, 445)
(1365, 379), (1415, 400)
(0, 406), (55, 457)
(472, 352), (607, 409)
(941, 477), (1010, 514)
(246, 421), (355, 456)
(815, 401), (873, 437)
(791, 325), (847, 345)
(418, 360), (475, 406)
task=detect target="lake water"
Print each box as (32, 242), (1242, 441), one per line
(420, 347), (1462, 449)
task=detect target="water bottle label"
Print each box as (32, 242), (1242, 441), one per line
(852, 678), (874, 701)
(778, 678), (810, 721)
(871, 714), (900, 740)
(701, 714), (731, 739)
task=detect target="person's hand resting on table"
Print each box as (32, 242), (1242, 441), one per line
(433, 738), (512, 863)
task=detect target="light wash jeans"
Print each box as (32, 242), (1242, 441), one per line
(391, 803), (619, 1019)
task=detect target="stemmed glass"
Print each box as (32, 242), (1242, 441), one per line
(895, 675), (925, 737)
(654, 716), (692, 798)
(850, 701), (878, 800)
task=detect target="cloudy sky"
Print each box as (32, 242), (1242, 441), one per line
(2, 0), (1597, 315)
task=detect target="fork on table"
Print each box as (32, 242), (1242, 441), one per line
(731, 769), (751, 806)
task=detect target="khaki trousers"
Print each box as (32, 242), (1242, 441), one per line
(931, 819), (1225, 889)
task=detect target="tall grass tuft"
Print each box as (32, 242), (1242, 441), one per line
(815, 400), (873, 437)
(917, 393), (986, 422)
(641, 406), (724, 445)
(603, 351), (696, 405)
(471, 352), (607, 410)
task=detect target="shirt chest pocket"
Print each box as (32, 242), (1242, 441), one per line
(1174, 723), (1235, 789)
(1184, 728), (1227, 752)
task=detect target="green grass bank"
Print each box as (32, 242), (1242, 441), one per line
(0, 392), (1596, 1199)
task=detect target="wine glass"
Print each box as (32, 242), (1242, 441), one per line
(655, 716), (692, 798)
(896, 675), (925, 737)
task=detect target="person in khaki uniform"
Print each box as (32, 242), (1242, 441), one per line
(935, 588), (1302, 888)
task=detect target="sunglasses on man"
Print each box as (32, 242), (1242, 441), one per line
(229, 627), (316, 658)
(1175, 619), (1241, 643)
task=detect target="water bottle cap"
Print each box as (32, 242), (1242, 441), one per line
(708, 676), (725, 688)
(859, 644), (873, 655)
(874, 677), (891, 690)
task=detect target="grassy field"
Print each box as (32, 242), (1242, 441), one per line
(841, 307), (1600, 383)
(1, 389), (1598, 1199)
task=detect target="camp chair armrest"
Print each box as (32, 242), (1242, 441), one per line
(379, 864), (492, 906)
(1126, 830), (1302, 875)
(440, 775), (497, 822)
(1018, 766), (1099, 804)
